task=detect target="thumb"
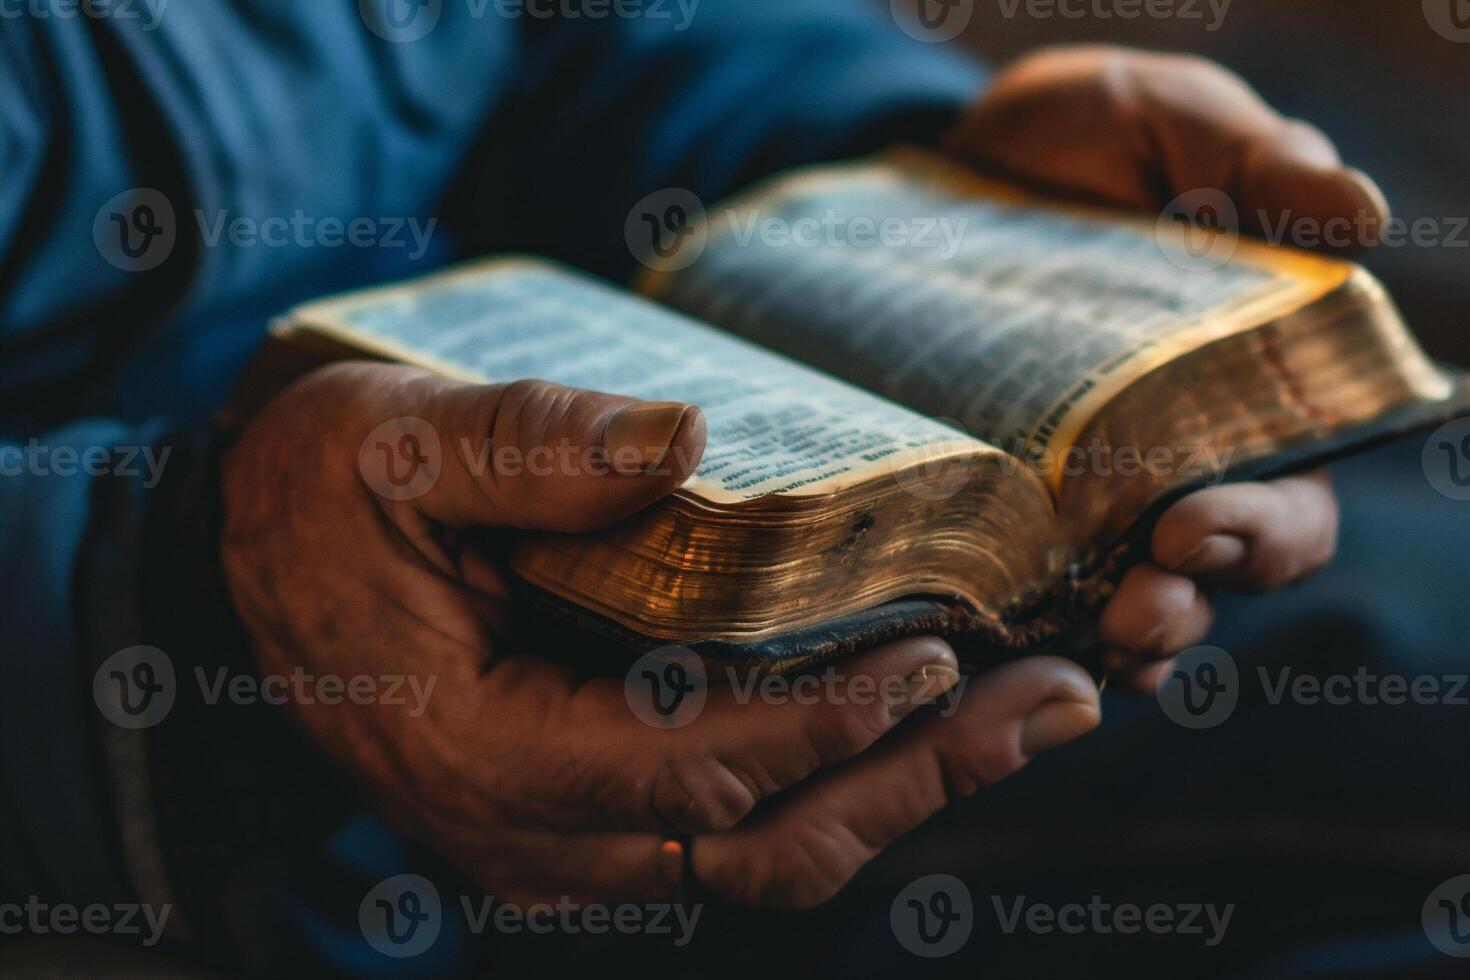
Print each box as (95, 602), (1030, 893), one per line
(361, 369), (706, 533)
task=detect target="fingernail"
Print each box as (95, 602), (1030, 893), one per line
(602, 402), (695, 475)
(1020, 698), (1099, 756)
(1172, 534), (1247, 574)
(1343, 167), (1391, 224)
(889, 664), (962, 720)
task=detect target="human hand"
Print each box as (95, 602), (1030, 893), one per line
(220, 363), (1101, 908)
(943, 47), (1355, 684)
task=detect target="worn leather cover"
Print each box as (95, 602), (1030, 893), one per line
(514, 381), (1470, 677)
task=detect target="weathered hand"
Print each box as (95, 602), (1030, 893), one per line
(221, 363), (1100, 908)
(944, 46), (1357, 682)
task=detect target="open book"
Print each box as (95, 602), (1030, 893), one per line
(242, 150), (1469, 672)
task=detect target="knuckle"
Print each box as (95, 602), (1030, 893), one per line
(498, 378), (567, 438)
(806, 701), (891, 767)
(650, 751), (756, 834)
(1240, 539), (1301, 591)
(1167, 52), (1237, 86)
(737, 825), (860, 910)
(940, 734), (1026, 798)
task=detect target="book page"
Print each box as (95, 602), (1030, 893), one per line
(286, 258), (988, 505)
(643, 151), (1352, 487)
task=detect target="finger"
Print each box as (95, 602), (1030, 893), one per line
(1152, 470), (1339, 591)
(949, 48), (1389, 245)
(472, 828), (684, 907)
(1098, 563), (1215, 659)
(1116, 53), (1389, 243)
(691, 656), (1100, 909)
(945, 45), (1165, 210)
(361, 367), (707, 532)
(1116, 656), (1177, 695)
(556, 637), (964, 835)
